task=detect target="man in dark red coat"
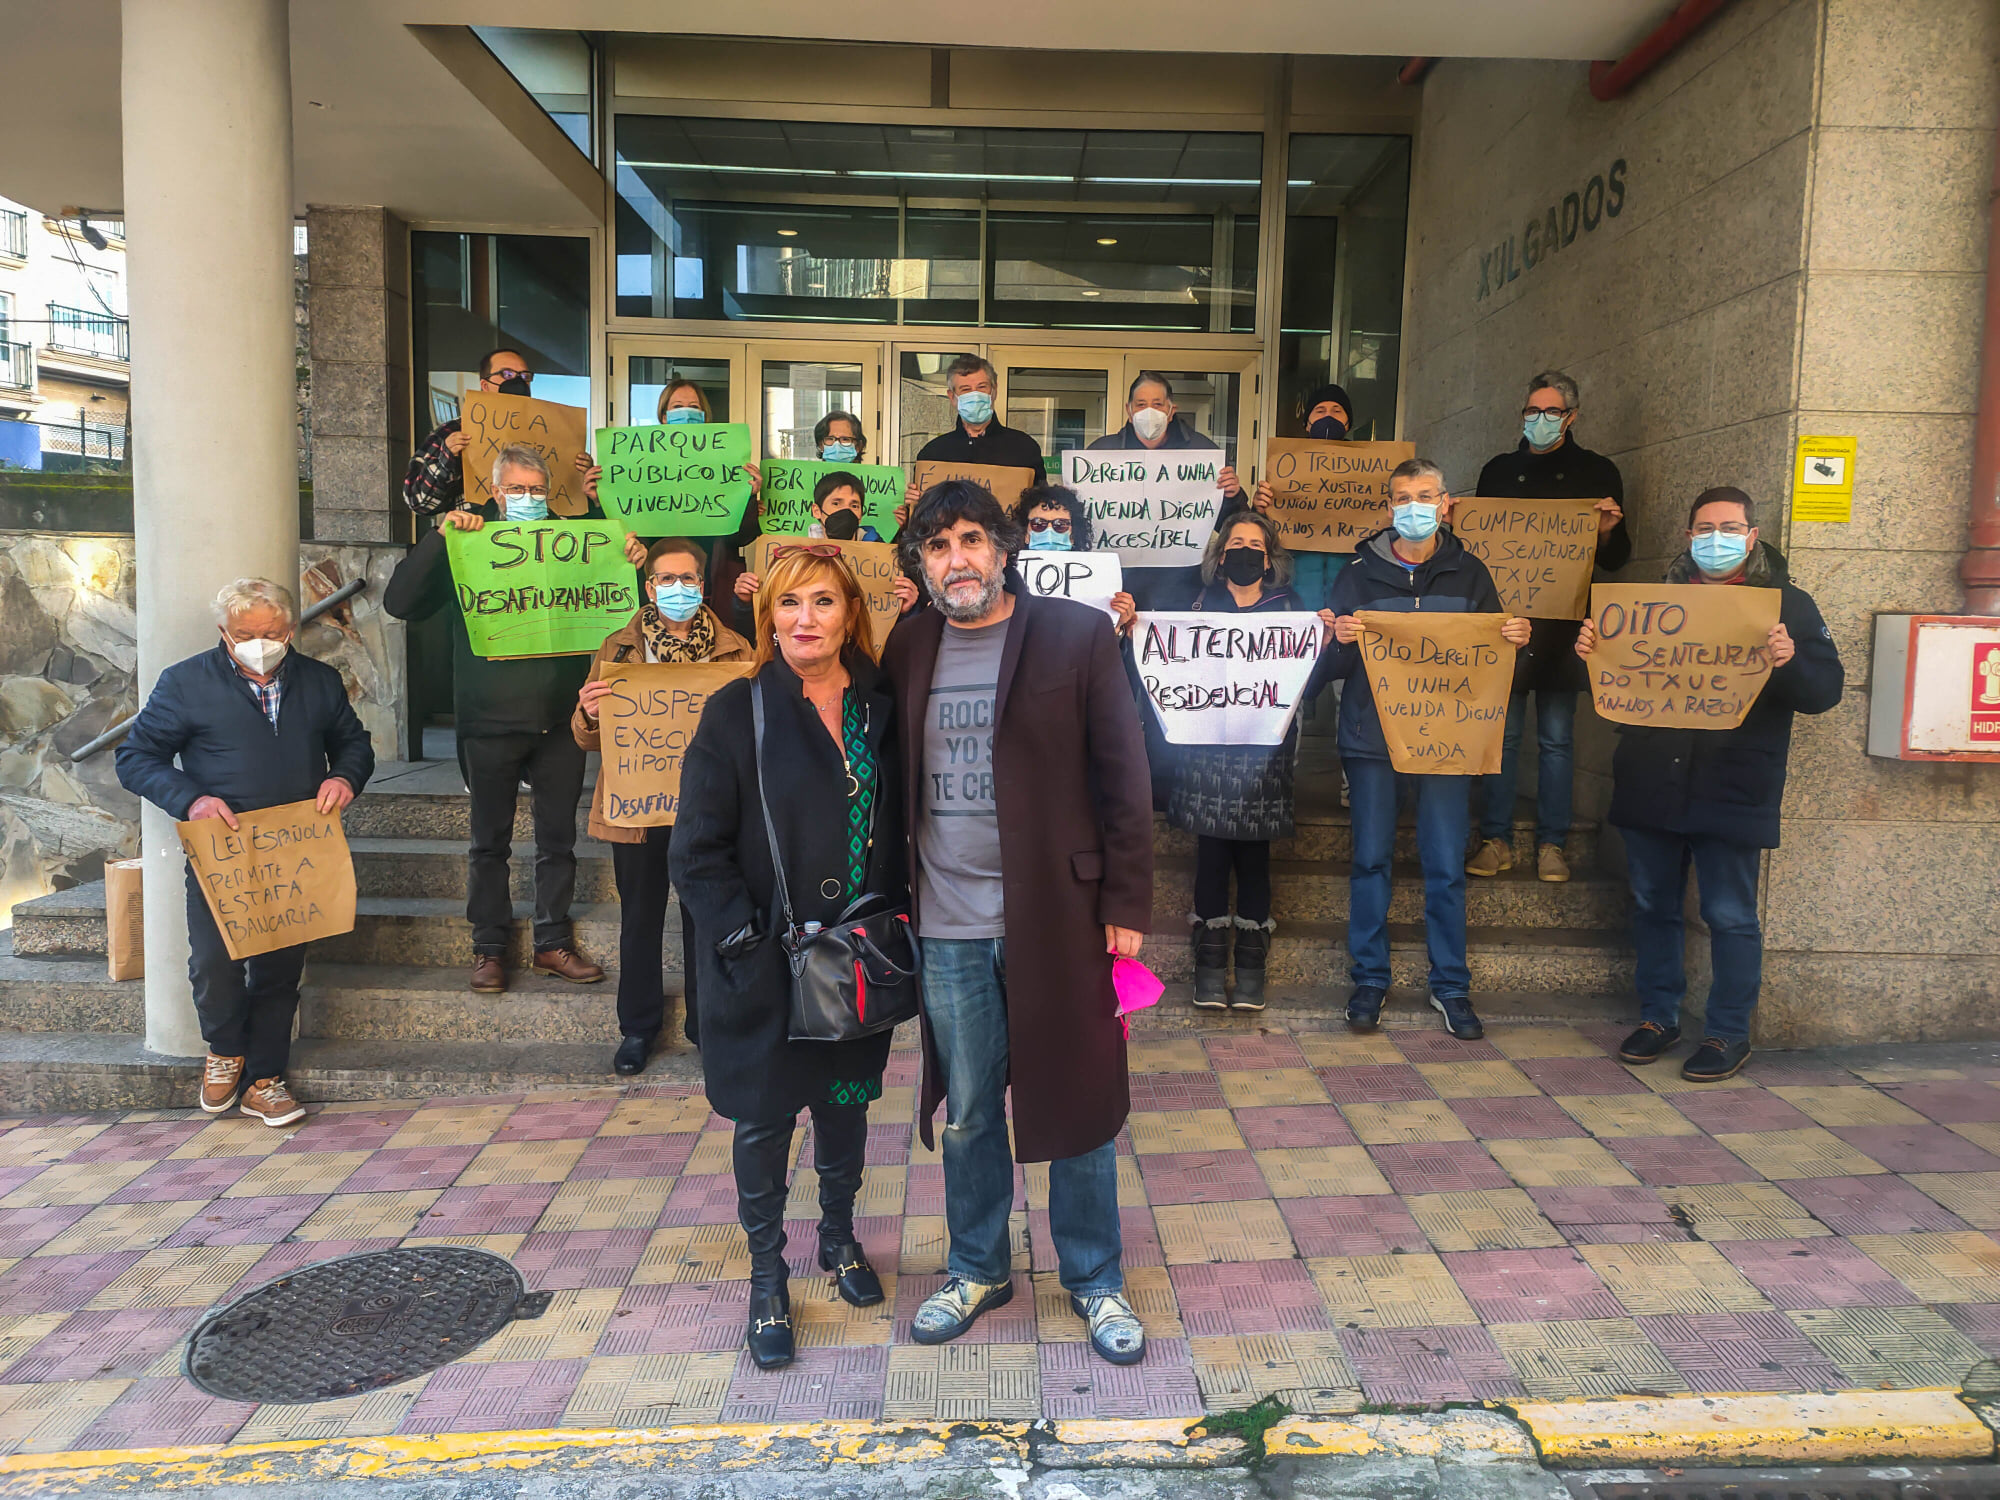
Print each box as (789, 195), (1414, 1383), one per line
(882, 479), (1155, 1367)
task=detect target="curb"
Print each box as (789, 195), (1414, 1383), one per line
(0, 1394), (1990, 1491)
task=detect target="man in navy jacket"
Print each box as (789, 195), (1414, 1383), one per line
(117, 578), (374, 1125)
(1578, 486), (1842, 1083)
(1323, 459), (1531, 1043)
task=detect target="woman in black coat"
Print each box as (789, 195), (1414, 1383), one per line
(669, 543), (904, 1372)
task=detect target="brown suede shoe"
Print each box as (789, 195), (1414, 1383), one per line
(471, 955), (506, 993)
(239, 1076), (306, 1127)
(200, 1053), (245, 1115)
(534, 945), (605, 983)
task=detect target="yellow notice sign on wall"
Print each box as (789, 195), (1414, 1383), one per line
(1793, 435), (1857, 523)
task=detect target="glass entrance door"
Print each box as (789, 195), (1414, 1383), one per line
(608, 335), (881, 463)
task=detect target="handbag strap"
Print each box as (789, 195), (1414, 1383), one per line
(749, 678), (800, 940)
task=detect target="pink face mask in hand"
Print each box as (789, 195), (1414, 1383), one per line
(1112, 957), (1164, 1038)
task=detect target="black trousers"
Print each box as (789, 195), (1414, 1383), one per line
(184, 866), (307, 1080)
(458, 728), (586, 956)
(1194, 836), (1273, 923)
(732, 1102), (870, 1288)
(611, 827), (699, 1044)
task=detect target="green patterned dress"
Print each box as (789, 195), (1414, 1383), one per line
(825, 686), (884, 1109)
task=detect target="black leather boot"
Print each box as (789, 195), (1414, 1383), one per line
(733, 1117), (795, 1369)
(810, 1101), (884, 1307)
(1191, 918), (1230, 1009)
(1231, 919), (1273, 1012)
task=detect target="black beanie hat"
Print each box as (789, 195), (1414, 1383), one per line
(1303, 383), (1353, 421)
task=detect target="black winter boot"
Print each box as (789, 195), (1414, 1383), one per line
(1191, 917), (1230, 1009)
(809, 1101), (883, 1307)
(1230, 919), (1274, 1012)
(733, 1116), (796, 1369)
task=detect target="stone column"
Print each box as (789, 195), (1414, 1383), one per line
(122, 0), (299, 1057)
(307, 208), (413, 543)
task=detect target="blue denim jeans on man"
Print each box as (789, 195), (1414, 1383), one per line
(1620, 827), (1763, 1043)
(1345, 758), (1471, 997)
(1477, 689), (1576, 848)
(920, 937), (1123, 1295)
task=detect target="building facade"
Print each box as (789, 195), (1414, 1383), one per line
(0, 196), (130, 472)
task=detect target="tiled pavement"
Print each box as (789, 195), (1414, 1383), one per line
(2, 1023), (1999, 1455)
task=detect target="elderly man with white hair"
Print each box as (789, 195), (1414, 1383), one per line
(386, 442), (606, 994)
(116, 578), (375, 1125)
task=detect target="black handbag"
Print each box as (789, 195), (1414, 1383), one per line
(751, 677), (921, 1043)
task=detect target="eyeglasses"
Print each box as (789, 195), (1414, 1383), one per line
(1690, 523), (1753, 536)
(1027, 517), (1072, 534)
(489, 368), (531, 385)
(499, 486), (550, 501)
(1522, 405), (1569, 419)
(650, 571), (701, 587)
(1396, 491), (1445, 506)
(769, 543), (845, 562)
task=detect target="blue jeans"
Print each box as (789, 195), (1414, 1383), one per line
(1478, 690), (1576, 848)
(1621, 827), (1763, 1044)
(920, 937), (1123, 1296)
(1346, 758), (1471, 998)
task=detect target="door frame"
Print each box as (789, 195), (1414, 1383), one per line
(605, 334), (883, 461)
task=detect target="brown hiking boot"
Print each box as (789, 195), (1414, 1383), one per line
(534, 945), (605, 983)
(200, 1053), (245, 1114)
(1537, 844), (1570, 883)
(239, 1076), (306, 1127)
(470, 954), (506, 993)
(1465, 838), (1513, 877)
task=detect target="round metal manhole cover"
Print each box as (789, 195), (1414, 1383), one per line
(184, 1247), (549, 1403)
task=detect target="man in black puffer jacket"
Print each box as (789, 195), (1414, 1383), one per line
(1578, 486), (1842, 1084)
(117, 578), (375, 1126)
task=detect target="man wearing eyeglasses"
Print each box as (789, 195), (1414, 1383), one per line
(385, 443), (607, 994)
(402, 347), (535, 517)
(1576, 486), (1842, 1083)
(1466, 371), (1630, 887)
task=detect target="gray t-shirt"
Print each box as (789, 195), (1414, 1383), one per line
(916, 617), (1009, 938)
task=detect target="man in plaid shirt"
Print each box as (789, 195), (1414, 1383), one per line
(402, 347), (534, 516)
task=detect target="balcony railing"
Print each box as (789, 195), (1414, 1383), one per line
(0, 341), (31, 392)
(45, 305), (129, 362)
(39, 415), (126, 463)
(0, 210), (25, 260)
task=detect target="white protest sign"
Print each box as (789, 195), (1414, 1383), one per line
(1065, 451), (1225, 570)
(1016, 551), (1123, 620)
(1133, 611), (1324, 746)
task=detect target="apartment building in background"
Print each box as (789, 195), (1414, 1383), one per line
(0, 194), (129, 471)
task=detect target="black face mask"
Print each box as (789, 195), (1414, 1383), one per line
(822, 508), (862, 541)
(1307, 415), (1349, 442)
(1220, 548), (1268, 586)
(497, 376), (531, 397)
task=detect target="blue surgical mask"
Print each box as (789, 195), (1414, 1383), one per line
(654, 581), (704, 621)
(1027, 529), (1072, 551)
(820, 441), (858, 463)
(1690, 531), (1750, 575)
(955, 391), (994, 426)
(1523, 412), (1566, 449)
(504, 495), (550, 522)
(663, 406), (705, 424)
(1392, 502), (1439, 542)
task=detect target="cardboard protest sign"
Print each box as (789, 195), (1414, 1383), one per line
(1132, 611), (1324, 746)
(910, 460), (1039, 508)
(445, 519), (639, 658)
(177, 800), (357, 961)
(761, 460), (904, 539)
(1450, 496), (1601, 619)
(1354, 611), (1514, 775)
(460, 389), (591, 517)
(1016, 551), (1124, 621)
(593, 422), (753, 535)
(746, 534), (905, 657)
(1065, 451), (1226, 571)
(1586, 584), (1780, 730)
(1263, 439), (1414, 554)
(596, 662), (755, 826)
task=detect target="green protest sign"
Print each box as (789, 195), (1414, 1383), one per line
(760, 460), (905, 540)
(593, 422), (753, 535)
(444, 519), (639, 658)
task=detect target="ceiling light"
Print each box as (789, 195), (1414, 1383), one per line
(1096, 237), (1118, 246)
(1080, 290), (1101, 298)
(777, 228), (799, 237)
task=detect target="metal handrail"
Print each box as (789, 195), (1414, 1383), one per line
(67, 577), (369, 761)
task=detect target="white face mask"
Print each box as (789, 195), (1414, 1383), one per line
(1131, 407), (1170, 443)
(227, 634), (289, 674)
